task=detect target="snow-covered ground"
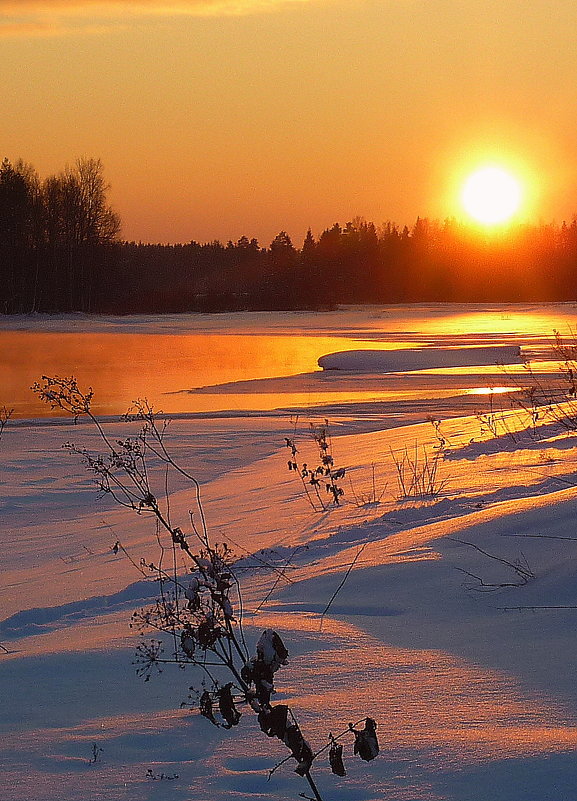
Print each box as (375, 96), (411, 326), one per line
(4, 304), (577, 801)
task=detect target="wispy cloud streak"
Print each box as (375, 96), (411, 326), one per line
(0, 0), (312, 35)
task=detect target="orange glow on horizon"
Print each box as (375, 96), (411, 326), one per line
(3, 2), (577, 243)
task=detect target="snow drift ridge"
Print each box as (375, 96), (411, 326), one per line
(318, 345), (522, 373)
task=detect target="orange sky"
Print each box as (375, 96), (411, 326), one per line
(2, 0), (577, 245)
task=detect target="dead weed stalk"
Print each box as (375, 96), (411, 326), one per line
(33, 376), (378, 801)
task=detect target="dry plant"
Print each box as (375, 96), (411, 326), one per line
(33, 376), (378, 801)
(0, 406), (12, 440)
(427, 416), (449, 451)
(146, 768), (179, 781)
(88, 743), (104, 765)
(285, 418), (345, 512)
(286, 419), (388, 510)
(473, 390), (520, 443)
(390, 443), (448, 501)
(511, 330), (577, 433)
(347, 463), (387, 507)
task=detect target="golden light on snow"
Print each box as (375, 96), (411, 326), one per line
(461, 166), (523, 225)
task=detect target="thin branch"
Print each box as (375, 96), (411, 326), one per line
(267, 716), (369, 779)
(453, 566), (531, 592)
(502, 533), (577, 541)
(224, 533), (296, 585)
(497, 605), (577, 611)
(320, 544), (367, 630)
(449, 537), (534, 584)
(255, 546), (302, 613)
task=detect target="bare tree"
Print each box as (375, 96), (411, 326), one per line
(41, 158), (120, 310)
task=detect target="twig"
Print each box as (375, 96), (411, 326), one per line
(320, 544), (367, 630)
(450, 537), (534, 578)
(268, 716), (369, 779)
(497, 605), (577, 611)
(224, 533), (296, 585)
(450, 537), (534, 590)
(502, 533), (577, 541)
(254, 546), (302, 612)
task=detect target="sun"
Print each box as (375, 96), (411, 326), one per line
(461, 166), (523, 225)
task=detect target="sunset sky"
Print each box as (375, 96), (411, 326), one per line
(3, 0), (577, 245)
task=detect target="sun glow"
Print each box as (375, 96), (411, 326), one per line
(461, 166), (523, 225)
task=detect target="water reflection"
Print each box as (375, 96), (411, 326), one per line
(4, 304), (577, 418)
(465, 386), (521, 395)
(413, 308), (577, 337)
(1, 331), (404, 418)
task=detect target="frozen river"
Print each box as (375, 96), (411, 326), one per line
(1, 303), (576, 419)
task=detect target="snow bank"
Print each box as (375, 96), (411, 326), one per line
(318, 345), (522, 372)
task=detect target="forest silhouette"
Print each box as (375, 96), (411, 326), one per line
(2, 157), (577, 314)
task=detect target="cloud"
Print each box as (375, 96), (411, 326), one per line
(0, 1), (212, 9)
(0, 17), (131, 37)
(0, 0), (312, 32)
(0, 20), (55, 36)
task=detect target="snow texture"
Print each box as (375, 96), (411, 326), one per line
(3, 304), (577, 801)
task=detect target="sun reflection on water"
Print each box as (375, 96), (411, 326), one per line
(465, 386), (520, 395)
(4, 306), (577, 418)
(419, 309), (577, 338)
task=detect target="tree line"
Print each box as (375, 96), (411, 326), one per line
(0, 157), (120, 313)
(3, 157), (577, 314)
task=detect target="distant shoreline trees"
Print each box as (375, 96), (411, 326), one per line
(3, 157), (577, 313)
(0, 157), (120, 313)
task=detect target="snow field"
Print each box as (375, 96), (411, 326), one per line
(4, 306), (577, 800)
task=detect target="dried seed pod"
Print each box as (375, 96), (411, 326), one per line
(218, 683), (241, 728)
(283, 724), (314, 776)
(180, 625), (196, 658)
(197, 617), (220, 649)
(351, 717), (379, 761)
(199, 690), (218, 726)
(258, 704), (289, 739)
(329, 739), (346, 776)
(256, 630), (289, 672)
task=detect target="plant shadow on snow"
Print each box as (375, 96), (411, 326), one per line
(0, 579), (157, 641)
(0, 649), (184, 731)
